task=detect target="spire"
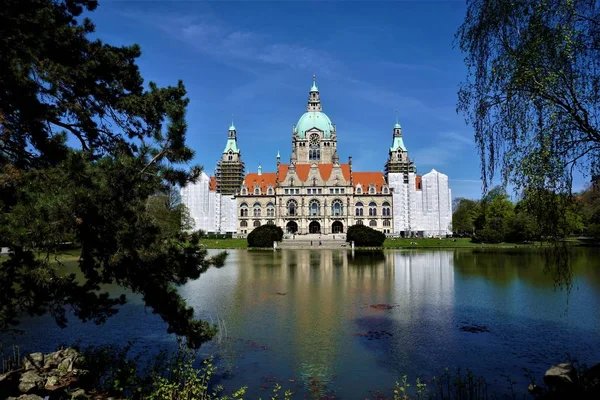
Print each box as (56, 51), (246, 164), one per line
(393, 113), (402, 137)
(229, 114), (236, 131)
(258, 163), (262, 176)
(224, 121), (240, 153)
(307, 75), (322, 112)
(390, 117), (407, 152)
(394, 111), (401, 129)
(310, 74), (319, 92)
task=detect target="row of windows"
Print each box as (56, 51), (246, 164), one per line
(240, 220), (276, 228)
(240, 186), (390, 196)
(355, 220), (391, 227)
(241, 187), (275, 196)
(286, 199), (344, 216)
(240, 219), (391, 228)
(356, 186), (390, 195)
(241, 201), (392, 217)
(355, 201), (391, 216)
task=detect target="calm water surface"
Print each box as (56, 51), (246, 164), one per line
(4, 248), (600, 398)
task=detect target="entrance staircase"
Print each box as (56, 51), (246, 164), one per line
(278, 233), (349, 249)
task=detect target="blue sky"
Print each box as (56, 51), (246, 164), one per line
(87, 0), (585, 199)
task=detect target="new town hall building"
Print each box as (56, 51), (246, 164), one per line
(181, 77), (452, 237)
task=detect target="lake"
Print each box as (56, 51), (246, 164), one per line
(3, 248), (600, 398)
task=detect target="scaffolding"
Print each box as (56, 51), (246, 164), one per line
(385, 157), (416, 183)
(215, 159), (245, 195)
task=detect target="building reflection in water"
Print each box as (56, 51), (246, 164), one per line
(180, 249), (455, 386)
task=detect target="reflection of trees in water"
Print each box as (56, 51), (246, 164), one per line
(348, 250), (386, 267)
(452, 248), (600, 287)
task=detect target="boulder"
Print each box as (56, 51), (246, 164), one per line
(45, 374), (59, 387)
(18, 371), (44, 393)
(69, 388), (88, 399)
(8, 395), (44, 400)
(544, 363), (577, 391)
(23, 353), (43, 370)
(44, 348), (79, 370)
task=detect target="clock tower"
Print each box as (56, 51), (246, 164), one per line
(292, 75), (338, 164)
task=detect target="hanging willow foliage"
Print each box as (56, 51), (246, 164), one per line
(456, 0), (600, 290)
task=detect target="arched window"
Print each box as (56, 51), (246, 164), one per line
(309, 199), (320, 216)
(309, 149), (321, 161)
(253, 202), (261, 217)
(267, 187), (274, 195)
(253, 220), (261, 227)
(331, 199), (343, 216)
(382, 201), (391, 216)
(267, 220), (275, 225)
(287, 199), (298, 216)
(383, 186), (389, 194)
(355, 185), (362, 195)
(369, 220), (377, 227)
(355, 202), (364, 216)
(356, 219), (363, 225)
(309, 134), (320, 161)
(240, 220), (248, 227)
(240, 203), (248, 217)
(369, 202), (377, 216)
(369, 185), (376, 194)
(241, 187), (248, 195)
(383, 220), (391, 227)
(266, 202), (275, 217)
(254, 186), (261, 195)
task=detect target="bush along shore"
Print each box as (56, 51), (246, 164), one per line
(1, 345), (599, 399)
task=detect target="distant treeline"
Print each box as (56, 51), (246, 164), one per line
(452, 184), (600, 243)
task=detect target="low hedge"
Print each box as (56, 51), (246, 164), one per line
(247, 224), (284, 248)
(346, 225), (386, 247)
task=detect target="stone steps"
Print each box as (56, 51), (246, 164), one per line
(278, 238), (350, 249)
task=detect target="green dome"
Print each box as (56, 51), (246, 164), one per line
(295, 111), (333, 138)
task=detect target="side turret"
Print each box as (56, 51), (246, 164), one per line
(384, 114), (416, 183)
(215, 120), (245, 195)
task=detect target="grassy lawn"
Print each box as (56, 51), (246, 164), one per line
(382, 237), (526, 248)
(199, 238), (248, 249)
(0, 248), (82, 264)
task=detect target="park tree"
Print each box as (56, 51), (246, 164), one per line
(0, 0), (225, 348)
(473, 186), (515, 243)
(578, 182), (600, 239)
(452, 198), (481, 235)
(456, 0), (600, 287)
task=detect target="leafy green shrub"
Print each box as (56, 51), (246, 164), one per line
(346, 225), (386, 247)
(472, 228), (504, 244)
(247, 225), (284, 247)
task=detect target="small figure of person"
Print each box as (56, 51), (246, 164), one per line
(319, 240), (322, 246)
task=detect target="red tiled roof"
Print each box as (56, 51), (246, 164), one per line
(243, 173), (277, 194)
(209, 176), (217, 191)
(277, 163), (351, 182)
(352, 172), (387, 192)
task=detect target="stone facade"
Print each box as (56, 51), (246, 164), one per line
(237, 162), (393, 235)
